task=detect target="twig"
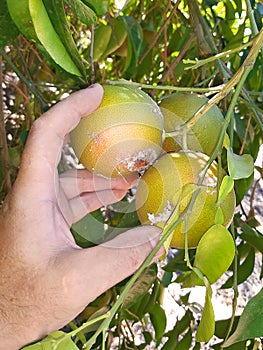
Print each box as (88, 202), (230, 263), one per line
(137, 1), (179, 66)
(239, 114), (252, 155)
(184, 41), (254, 70)
(160, 33), (194, 83)
(0, 48), (46, 110)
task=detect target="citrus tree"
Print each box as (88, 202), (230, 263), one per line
(0, 0), (263, 349)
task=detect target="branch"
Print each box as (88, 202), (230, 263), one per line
(160, 33), (194, 83)
(0, 48), (46, 111)
(137, 1), (179, 66)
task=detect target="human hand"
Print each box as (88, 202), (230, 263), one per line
(0, 84), (164, 350)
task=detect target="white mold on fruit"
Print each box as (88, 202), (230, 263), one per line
(92, 132), (99, 144)
(119, 148), (158, 174)
(147, 200), (174, 224)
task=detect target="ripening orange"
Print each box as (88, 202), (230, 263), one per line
(136, 150), (236, 248)
(159, 92), (225, 156)
(70, 84), (164, 178)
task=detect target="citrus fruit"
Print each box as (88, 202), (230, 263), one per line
(135, 150), (236, 248)
(70, 84), (164, 178)
(159, 92), (225, 155)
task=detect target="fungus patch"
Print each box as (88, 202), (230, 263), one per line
(120, 148), (158, 173)
(147, 200), (174, 224)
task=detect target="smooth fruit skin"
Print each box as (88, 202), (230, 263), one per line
(70, 85), (164, 178)
(135, 151), (236, 249)
(159, 92), (225, 156)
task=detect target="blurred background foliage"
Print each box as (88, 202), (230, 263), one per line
(0, 0), (263, 349)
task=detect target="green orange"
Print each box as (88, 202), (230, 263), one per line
(70, 84), (164, 178)
(159, 92), (225, 155)
(135, 150), (236, 248)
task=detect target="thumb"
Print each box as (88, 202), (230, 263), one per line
(63, 226), (164, 306)
(17, 84), (104, 187)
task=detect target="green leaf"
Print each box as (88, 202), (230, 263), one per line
(29, 0), (81, 76)
(121, 289), (151, 321)
(234, 174), (254, 204)
(174, 328), (192, 350)
(149, 303), (167, 343)
(175, 270), (199, 287)
(21, 331), (79, 350)
(196, 280), (215, 342)
(49, 331), (79, 350)
(221, 244), (255, 289)
(194, 224), (235, 285)
(162, 311), (192, 350)
(93, 24), (112, 62)
(227, 148), (254, 180)
(122, 264), (157, 310)
(67, 0), (96, 25)
(212, 340), (246, 350)
(0, 0), (19, 47)
(80, 0), (108, 16)
(102, 17), (127, 58)
(192, 343), (201, 350)
(214, 206), (225, 225)
(42, 0), (86, 76)
(223, 288), (263, 347)
(161, 271), (173, 287)
(240, 224), (263, 253)
(122, 16), (143, 78)
(111, 201), (140, 229)
(6, 0), (37, 40)
(214, 316), (240, 340)
(143, 330), (153, 345)
(71, 210), (104, 247)
(163, 249), (195, 273)
(217, 176), (234, 205)
(21, 343), (44, 349)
